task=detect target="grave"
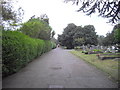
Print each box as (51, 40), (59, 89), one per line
(97, 53), (120, 60)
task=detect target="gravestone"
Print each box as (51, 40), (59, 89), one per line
(82, 45), (86, 51)
(111, 46), (116, 53)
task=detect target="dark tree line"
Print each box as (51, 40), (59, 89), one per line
(97, 24), (120, 46)
(64, 0), (120, 23)
(58, 23), (120, 49)
(58, 23), (98, 49)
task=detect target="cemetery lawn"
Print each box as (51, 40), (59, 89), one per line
(70, 50), (119, 82)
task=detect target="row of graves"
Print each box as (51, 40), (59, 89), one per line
(80, 45), (120, 60)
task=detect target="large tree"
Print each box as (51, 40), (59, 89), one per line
(97, 35), (105, 46)
(113, 24), (120, 44)
(73, 25), (98, 46)
(19, 16), (52, 40)
(58, 24), (98, 49)
(58, 23), (77, 49)
(83, 25), (98, 45)
(64, 0), (120, 23)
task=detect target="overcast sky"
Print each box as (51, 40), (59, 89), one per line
(16, 0), (114, 39)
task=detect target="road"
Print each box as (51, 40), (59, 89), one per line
(3, 48), (118, 88)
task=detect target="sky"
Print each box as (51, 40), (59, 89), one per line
(15, 0), (114, 39)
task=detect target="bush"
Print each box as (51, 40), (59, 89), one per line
(2, 30), (52, 77)
(82, 51), (88, 54)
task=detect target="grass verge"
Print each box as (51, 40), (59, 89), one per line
(70, 50), (119, 82)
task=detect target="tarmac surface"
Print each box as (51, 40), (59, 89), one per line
(3, 48), (118, 88)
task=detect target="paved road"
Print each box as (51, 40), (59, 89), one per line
(3, 48), (118, 88)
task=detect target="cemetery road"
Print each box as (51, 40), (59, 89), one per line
(3, 48), (118, 88)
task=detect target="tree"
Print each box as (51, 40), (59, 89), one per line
(114, 29), (120, 44)
(40, 14), (49, 24)
(51, 30), (55, 38)
(83, 25), (98, 45)
(97, 35), (105, 46)
(19, 17), (52, 40)
(64, 0), (120, 23)
(103, 32), (115, 46)
(1, 0), (24, 29)
(72, 26), (84, 46)
(73, 37), (85, 46)
(58, 23), (77, 49)
(113, 24), (120, 44)
(73, 25), (98, 46)
(58, 24), (98, 49)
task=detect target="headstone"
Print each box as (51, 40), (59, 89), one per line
(100, 46), (103, 49)
(82, 45), (86, 51)
(90, 45), (95, 50)
(111, 46), (116, 53)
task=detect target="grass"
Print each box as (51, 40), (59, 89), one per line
(70, 50), (119, 82)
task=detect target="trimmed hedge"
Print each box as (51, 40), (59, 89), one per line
(2, 30), (53, 77)
(51, 41), (56, 49)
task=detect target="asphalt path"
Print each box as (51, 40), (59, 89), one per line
(3, 48), (118, 88)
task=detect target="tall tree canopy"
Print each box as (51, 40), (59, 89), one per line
(19, 16), (52, 40)
(64, 0), (120, 23)
(113, 24), (120, 44)
(58, 23), (77, 49)
(58, 24), (98, 49)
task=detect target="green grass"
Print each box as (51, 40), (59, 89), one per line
(70, 50), (119, 82)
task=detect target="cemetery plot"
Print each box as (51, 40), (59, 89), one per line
(71, 50), (119, 82)
(81, 45), (119, 58)
(81, 45), (104, 54)
(82, 49), (103, 54)
(97, 53), (120, 60)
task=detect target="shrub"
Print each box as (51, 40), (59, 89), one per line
(2, 30), (52, 77)
(82, 50), (87, 53)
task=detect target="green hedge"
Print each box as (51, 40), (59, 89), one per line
(51, 41), (56, 49)
(2, 30), (53, 77)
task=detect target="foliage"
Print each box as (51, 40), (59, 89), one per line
(104, 31), (115, 46)
(73, 38), (85, 46)
(40, 14), (49, 24)
(1, 0), (24, 29)
(19, 18), (52, 40)
(58, 23), (77, 49)
(71, 50), (119, 81)
(97, 24), (120, 46)
(51, 41), (57, 49)
(114, 29), (120, 44)
(51, 37), (57, 44)
(64, 0), (120, 23)
(51, 30), (55, 38)
(58, 24), (98, 49)
(82, 25), (98, 45)
(97, 35), (105, 46)
(2, 30), (53, 77)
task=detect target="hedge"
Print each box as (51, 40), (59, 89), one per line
(2, 30), (54, 77)
(51, 41), (57, 49)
